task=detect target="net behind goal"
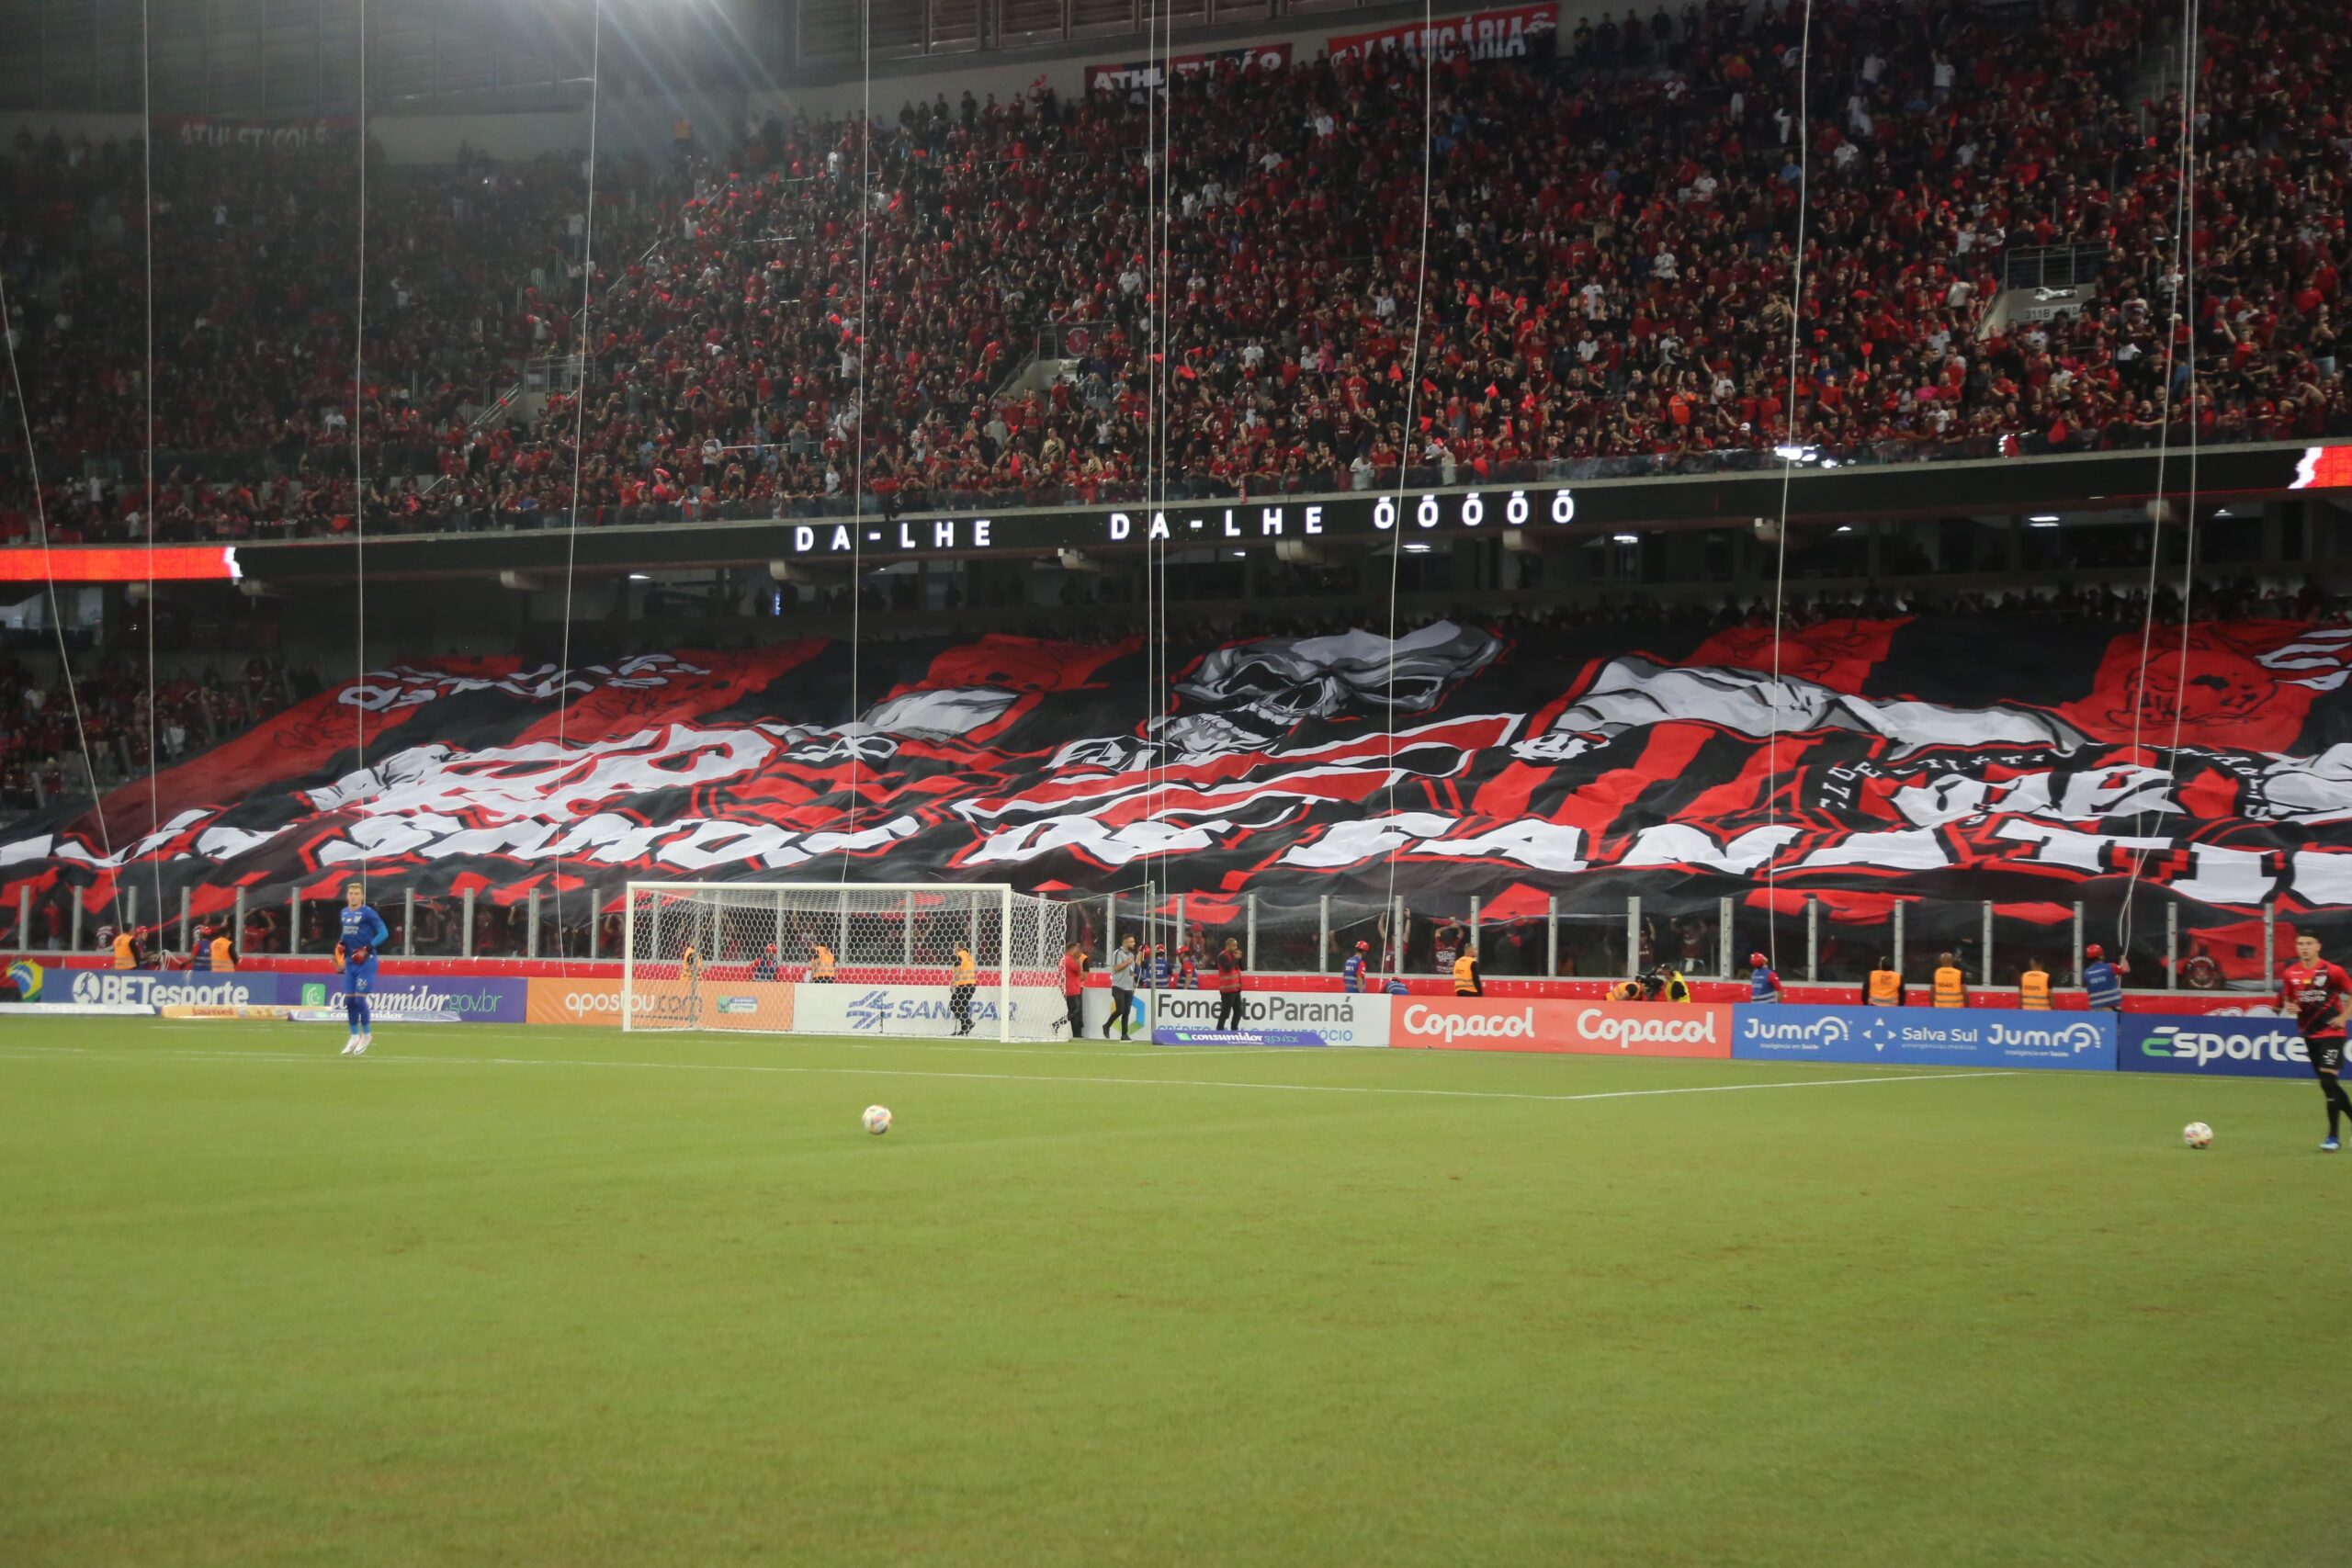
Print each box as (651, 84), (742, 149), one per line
(624, 883), (1070, 1042)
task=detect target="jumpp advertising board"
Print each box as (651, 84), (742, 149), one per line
(1731, 1006), (2118, 1070)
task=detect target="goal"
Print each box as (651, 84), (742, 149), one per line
(622, 882), (1070, 1042)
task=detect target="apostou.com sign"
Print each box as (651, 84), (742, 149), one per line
(1391, 998), (1731, 1057)
(526, 977), (705, 1027)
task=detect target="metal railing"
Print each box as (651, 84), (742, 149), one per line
(2, 884), (2299, 998)
(2003, 245), (2112, 293)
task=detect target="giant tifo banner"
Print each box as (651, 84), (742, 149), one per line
(1329, 5), (1558, 63)
(1084, 44), (1290, 95)
(6, 619), (2352, 932)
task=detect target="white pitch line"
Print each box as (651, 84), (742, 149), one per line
(0, 1043), (2018, 1106)
(146, 1022), (1280, 1062)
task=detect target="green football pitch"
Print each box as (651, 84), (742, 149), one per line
(0, 1020), (2334, 1566)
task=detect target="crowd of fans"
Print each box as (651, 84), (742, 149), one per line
(3, 0), (2347, 545)
(0, 130), (637, 543)
(0, 654), (304, 813)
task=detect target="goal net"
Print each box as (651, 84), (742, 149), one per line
(623, 883), (1070, 1042)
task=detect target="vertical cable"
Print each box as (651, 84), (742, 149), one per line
(351, 0), (369, 902)
(1149, 0), (1173, 951)
(838, 0), (872, 884)
(551, 0), (603, 965)
(1760, 0), (1815, 975)
(1136, 0), (1159, 940)
(2120, 0), (2200, 955)
(0, 277), (125, 939)
(141, 0), (164, 942)
(1378, 2), (1437, 964)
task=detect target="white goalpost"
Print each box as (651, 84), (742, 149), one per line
(622, 882), (1070, 1042)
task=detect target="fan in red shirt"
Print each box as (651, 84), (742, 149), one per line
(1058, 942), (1088, 1040)
(1214, 940), (1246, 1032)
(2278, 934), (2352, 1151)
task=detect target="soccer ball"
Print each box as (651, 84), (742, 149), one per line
(862, 1105), (892, 1136)
(2182, 1121), (2213, 1149)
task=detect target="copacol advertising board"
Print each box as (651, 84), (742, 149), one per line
(1389, 998), (1733, 1056)
(1148, 990), (1391, 1046)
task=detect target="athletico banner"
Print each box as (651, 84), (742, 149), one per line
(156, 115), (357, 151)
(9, 618), (2352, 933)
(2120, 1014), (2315, 1078)
(1084, 44), (1289, 95)
(1329, 5), (1557, 63)
(1392, 997), (1733, 1056)
(1732, 1006), (2117, 1070)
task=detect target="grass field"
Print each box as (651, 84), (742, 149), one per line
(0, 1018), (2335, 1566)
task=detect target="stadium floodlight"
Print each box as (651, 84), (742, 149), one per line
(622, 882), (1069, 1042)
(2028, 513), (2061, 523)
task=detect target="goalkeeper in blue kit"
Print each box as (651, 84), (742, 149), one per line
(334, 880), (390, 1055)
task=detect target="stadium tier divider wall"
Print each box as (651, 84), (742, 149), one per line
(621, 882), (1069, 1042)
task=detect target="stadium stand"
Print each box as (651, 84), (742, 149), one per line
(6, 0), (2347, 541)
(0, 652), (308, 813)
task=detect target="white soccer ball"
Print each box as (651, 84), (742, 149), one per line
(862, 1105), (892, 1136)
(2182, 1121), (2213, 1149)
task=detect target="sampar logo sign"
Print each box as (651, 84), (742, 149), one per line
(1395, 998), (1732, 1058)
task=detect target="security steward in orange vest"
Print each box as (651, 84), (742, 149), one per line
(1453, 949), (1483, 997)
(1932, 953), (1967, 1009)
(2018, 960), (2052, 1010)
(1862, 958), (1904, 1007)
(949, 946), (978, 1036)
(811, 942), (837, 982)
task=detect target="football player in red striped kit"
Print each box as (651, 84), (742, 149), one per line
(2279, 934), (2352, 1151)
